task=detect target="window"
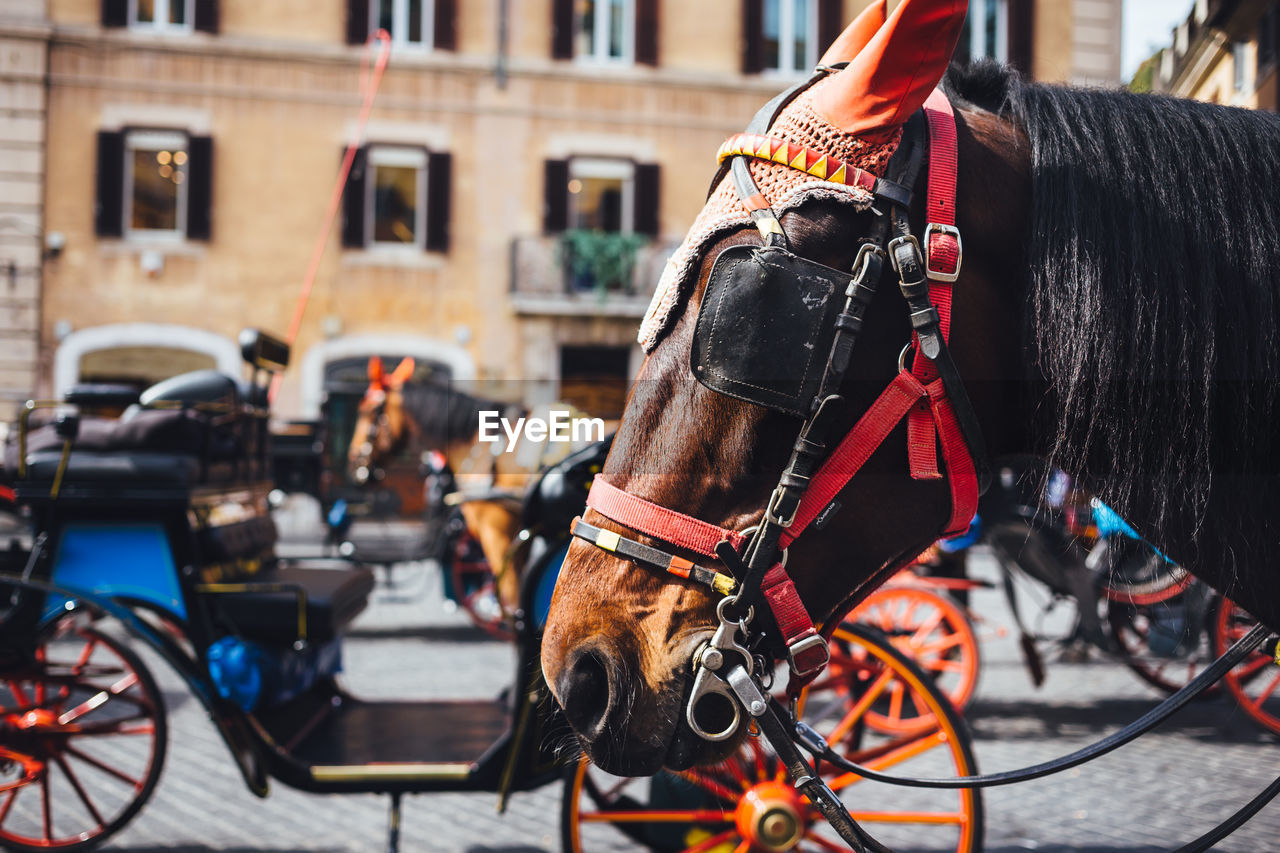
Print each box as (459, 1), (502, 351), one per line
(575, 0), (633, 63)
(560, 345), (631, 419)
(125, 130), (188, 238)
(763, 0), (816, 74)
(129, 0), (193, 31)
(349, 0), (455, 49)
(1234, 41), (1250, 94)
(368, 146), (426, 247)
(372, 0), (430, 48)
(954, 0), (1007, 64)
(102, 0), (216, 33)
(569, 159), (633, 232)
(552, 0), (656, 65)
(743, 0), (839, 76)
(342, 145), (452, 252)
(543, 158), (659, 237)
(1259, 8), (1276, 78)
(95, 128), (213, 241)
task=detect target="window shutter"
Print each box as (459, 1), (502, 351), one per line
(186, 135), (214, 241)
(434, 0), (457, 50)
(95, 130), (124, 238)
(551, 0), (574, 60)
(543, 159), (569, 234)
(634, 163), (660, 238)
(194, 0), (219, 33)
(101, 0), (127, 27)
(818, 0), (842, 61)
(425, 151), (452, 252)
(342, 147), (368, 248)
(1006, 0), (1035, 76)
(742, 0), (764, 74)
(635, 0), (659, 66)
(347, 0), (370, 45)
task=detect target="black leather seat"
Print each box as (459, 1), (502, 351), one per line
(214, 565), (376, 645)
(8, 370), (248, 488)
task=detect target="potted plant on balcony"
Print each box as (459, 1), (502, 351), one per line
(558, 229), (646, 296)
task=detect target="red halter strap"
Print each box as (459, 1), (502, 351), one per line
(579, 90), (976, 685)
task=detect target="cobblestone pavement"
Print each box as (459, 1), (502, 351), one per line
(99, 547), (1280, 853)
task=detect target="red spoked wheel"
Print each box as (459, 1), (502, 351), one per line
(1213, 598), (1280, 736)
(1106, 588), (1219, 697)
(561, 624), (983, 853)
(848, 587), (980, 733)
(448, 529), (515, 642)
(0, 619), (167, 851)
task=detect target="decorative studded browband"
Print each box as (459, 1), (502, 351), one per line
(716, 133), (913, 207)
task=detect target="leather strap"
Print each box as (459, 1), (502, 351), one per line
(570, 517), (736, 596)
(585, 475), (744, 558)
(922, 89), (961, 279)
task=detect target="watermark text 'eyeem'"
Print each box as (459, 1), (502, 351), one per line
(478, 410), (605, 453)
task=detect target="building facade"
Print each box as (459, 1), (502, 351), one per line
(3, 0), (1120, 428)
(1158, 0), (1278, 110)
(0, 1), (49, 426)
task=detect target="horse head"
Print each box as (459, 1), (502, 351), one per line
(542, 0), (1033, 776)
(348, 356), (416, 484)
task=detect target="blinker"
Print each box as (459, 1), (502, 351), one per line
(690, 245), (855, 418)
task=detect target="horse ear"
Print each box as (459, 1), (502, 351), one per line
(817, 0), (887, 66)
(811, 0), (966, 139)
(388, 357), (416, 388)
(368, 356), (385, 387)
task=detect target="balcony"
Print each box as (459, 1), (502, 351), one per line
(509, 233), (678, 318)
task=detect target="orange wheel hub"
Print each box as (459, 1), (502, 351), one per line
(16, 708), (58, 729)
(734, 780), (806, 851)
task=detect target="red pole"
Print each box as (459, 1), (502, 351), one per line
(271, 29), (392, 404)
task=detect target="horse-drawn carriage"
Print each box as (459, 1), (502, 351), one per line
(0, 329), (991, 852)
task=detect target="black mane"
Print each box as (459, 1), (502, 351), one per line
(401, 382), (513, 447)
(945, 62), (1280, 579)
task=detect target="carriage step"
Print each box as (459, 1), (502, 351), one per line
(266, 695), (511, 774)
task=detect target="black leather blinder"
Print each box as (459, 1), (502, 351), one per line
(691, 245), (851, 417)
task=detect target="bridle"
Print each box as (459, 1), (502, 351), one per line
(572, 64), (988, 720)
(568, 65), (989, 849)
(568, 67), (1280, 853)
(350, 387), (393, 485)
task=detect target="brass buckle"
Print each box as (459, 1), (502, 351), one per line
(923, 222), (963, 283)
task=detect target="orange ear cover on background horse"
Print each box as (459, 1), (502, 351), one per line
(542, 0), (1280, 787)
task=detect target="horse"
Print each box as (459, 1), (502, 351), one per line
(540, 0), (1280, 782)
(347, 356), (601, 610)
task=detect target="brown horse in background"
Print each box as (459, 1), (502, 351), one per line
(348, 356), (601, 611)
(541, 0), (1280, 780)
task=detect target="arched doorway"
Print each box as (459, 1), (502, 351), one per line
(54, 323), (241, 398)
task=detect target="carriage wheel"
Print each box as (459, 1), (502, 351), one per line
(0, 619), (167, 851)
(850, 586), (980, 728)
(1106, 591), (1219, 697)
(561, 624), (983, 853)
(448, 529), (515, 642)
(1096, 544), (1194, 606)
(1213, 598), (1280, 736)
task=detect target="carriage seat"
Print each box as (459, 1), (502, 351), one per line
(7, 370), (248, 487)
(213, 564), (376, 645)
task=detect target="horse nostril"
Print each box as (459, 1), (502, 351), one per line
(559, 648), (615, 740)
